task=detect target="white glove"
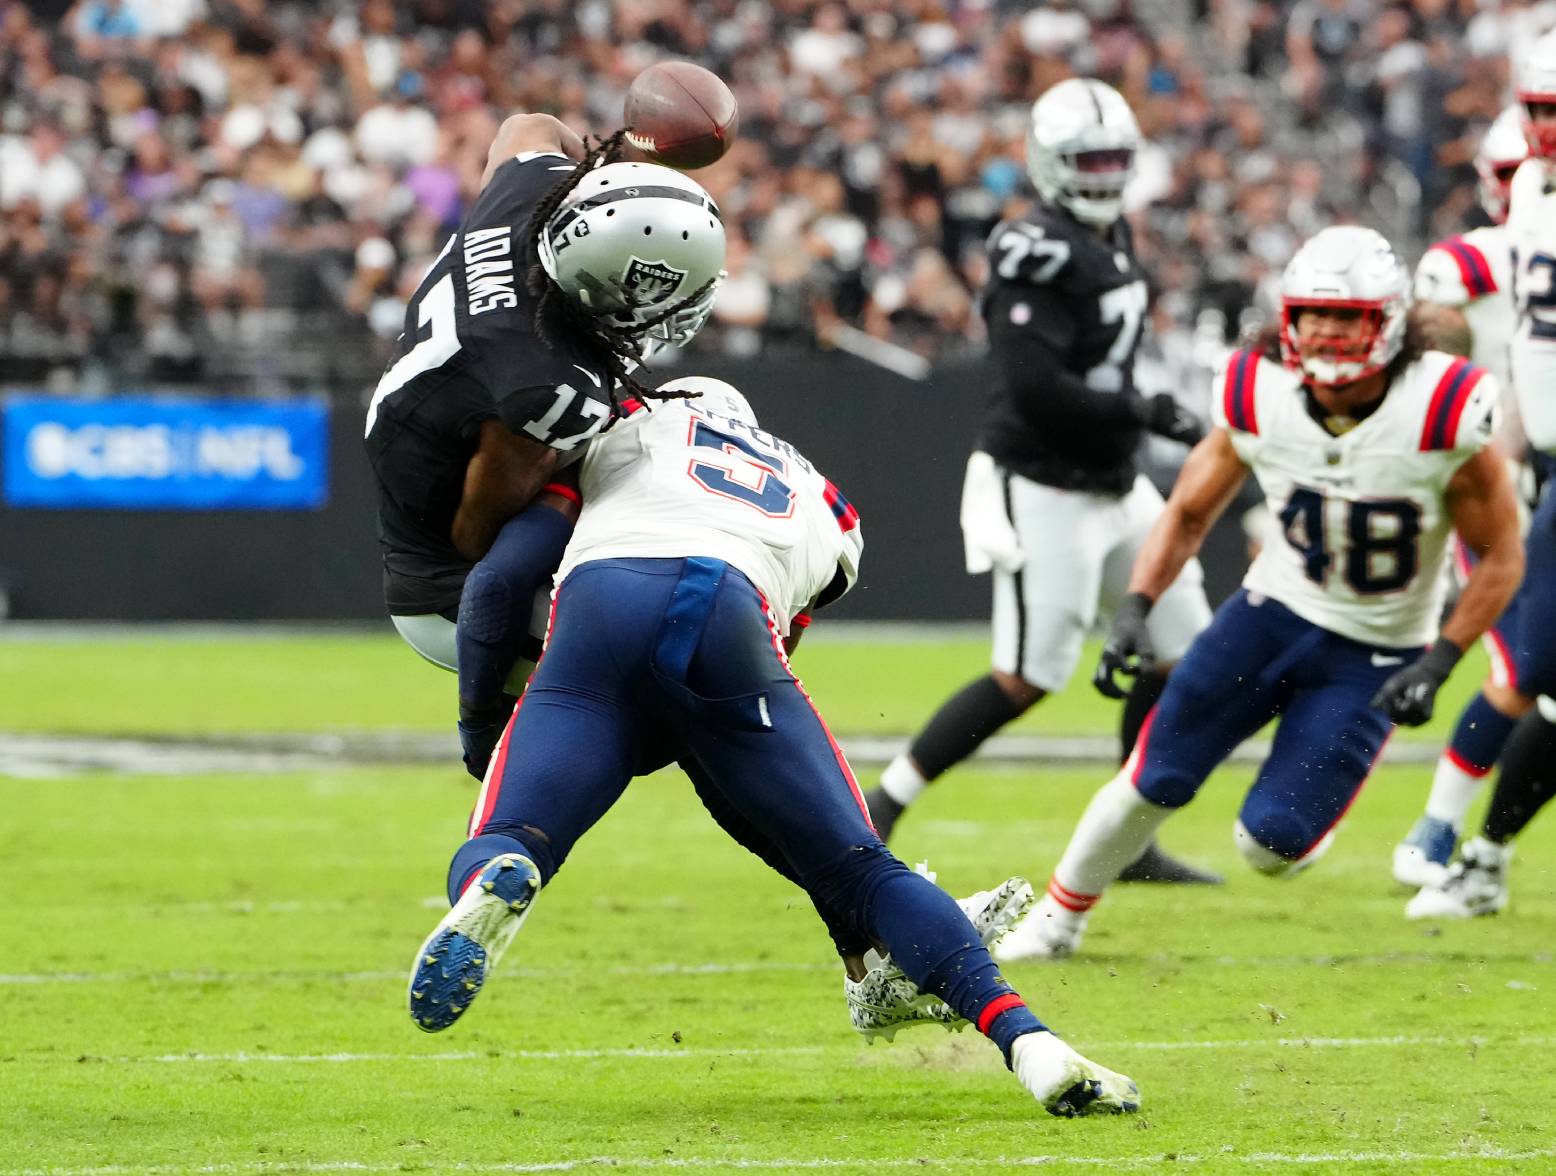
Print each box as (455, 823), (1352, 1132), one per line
(959, 451), (1025, 574)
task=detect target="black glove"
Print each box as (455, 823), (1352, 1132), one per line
(1369, 638), (1463, 727)
(458, 701), (510, 781)
(1138, 393), (1206, 448)
(1094, 592), (1157, 700)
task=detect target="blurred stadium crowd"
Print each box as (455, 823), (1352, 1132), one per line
(0, 0), (1541, 395)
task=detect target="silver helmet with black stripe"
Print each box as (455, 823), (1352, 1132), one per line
(1026, 78), (1140, 226)
(538, 161), (726, 347)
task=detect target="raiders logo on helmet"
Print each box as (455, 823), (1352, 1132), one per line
(623, 257), (687, 304)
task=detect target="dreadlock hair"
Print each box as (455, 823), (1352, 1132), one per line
(1249, 302), (1432, 385)
(524, 129), (715, 410)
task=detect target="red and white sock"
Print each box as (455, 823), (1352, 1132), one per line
(1049, 772), (1173, 905)
(1423, 750), (1491, 829)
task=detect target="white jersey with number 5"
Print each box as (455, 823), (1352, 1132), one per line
(558, 400), (864, 633)
(1507, 157), (1556, 453)
(1213, 348), (1499, 649)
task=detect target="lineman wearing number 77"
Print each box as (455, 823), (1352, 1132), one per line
(862, 79), (1217, 884)
(993, 225), (1524, 961)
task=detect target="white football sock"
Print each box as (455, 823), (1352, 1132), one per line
(880, 754), (928, 807)
(1050, 772), (1173, 902)
(1423, 752), (1490, 828)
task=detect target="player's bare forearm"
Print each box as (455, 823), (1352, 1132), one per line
(481, 114), (587, 189)
(1440, 447), (1524, 652)
(451, 420), (561, 561)
(1413, 302), (1473, 359)
(1127, 429), (1248, 600)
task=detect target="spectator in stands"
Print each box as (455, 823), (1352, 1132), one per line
(0, 0), (1537, 392)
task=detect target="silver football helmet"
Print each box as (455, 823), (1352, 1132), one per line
(1026, 78), (1140, 226)
(659, 375), (757, 425)
(1517, 27), (1556, 160)
(1279, 226), (1409, 385)
(538, 161), (726, 347)
(1476, 105), (1530, 223)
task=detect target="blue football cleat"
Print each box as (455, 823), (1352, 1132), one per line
(1393, 816), (1458, 889)
(407, 853), (539, 1033)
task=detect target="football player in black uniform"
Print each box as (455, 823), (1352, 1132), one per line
(370, 112), (1061, 1046)
(363, 115), (725, 772)
(862, 79), (1219, 884)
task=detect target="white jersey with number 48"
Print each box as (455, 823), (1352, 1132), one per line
(1213, 348), (1499, 649)
(558, 399), (864, 633)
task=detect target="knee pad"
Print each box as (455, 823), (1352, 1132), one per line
(1132, 766), (1201, 810)
(458, 563), (515, 644)
(1233, 818), (1332, 878)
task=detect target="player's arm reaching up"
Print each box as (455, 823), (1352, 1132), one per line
(481, 113), (586, 189)
(1093, 428), (1248, 697)
(1370, 446), (1523, 725)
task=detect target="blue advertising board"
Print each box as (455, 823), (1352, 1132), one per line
(2, 395), (330, 510)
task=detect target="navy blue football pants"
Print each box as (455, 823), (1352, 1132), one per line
(1508, 484), (1556, 697)
(1132, 589), (1414, 860)
(449, 557), (1042, 1046)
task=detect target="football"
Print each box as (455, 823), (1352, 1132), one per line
(623, 61), (738, 170)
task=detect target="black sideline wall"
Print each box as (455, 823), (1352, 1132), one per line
(0, 356), (1250, 621)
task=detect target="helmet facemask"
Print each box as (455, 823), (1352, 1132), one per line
(1279, 299), (1405, 386)
(1052, 147), (1135, 226)
(1522, 97), (1556, 162)
(1516, 30), (1556, 160)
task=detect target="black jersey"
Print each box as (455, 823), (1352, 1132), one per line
(364, 152), (613, 615)
(978, 201), (1151, 495)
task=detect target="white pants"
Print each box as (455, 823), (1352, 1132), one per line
(986, 472), (1211, 692)
(390, 613), (536, 696)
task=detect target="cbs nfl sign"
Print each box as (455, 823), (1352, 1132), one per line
(2, 395), (329, 510)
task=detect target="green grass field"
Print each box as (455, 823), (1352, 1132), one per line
(2, 629), (1555, 1174)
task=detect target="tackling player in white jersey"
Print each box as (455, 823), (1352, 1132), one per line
(988, 226), (1523, 960)
(1393, 106), (1534, 889)
(1407, 29), (1556, 918)
(405, 377), (1141, 1116)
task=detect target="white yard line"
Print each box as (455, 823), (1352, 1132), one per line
(22, 1032), (1556, 1067)
(2, 947), (1547, 987)
(5, 1149), (1555, 1174)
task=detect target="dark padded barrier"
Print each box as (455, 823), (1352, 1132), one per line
(0, 356), (1250, 620)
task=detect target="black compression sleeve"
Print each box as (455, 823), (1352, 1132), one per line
(1482, 708), (1556, 844)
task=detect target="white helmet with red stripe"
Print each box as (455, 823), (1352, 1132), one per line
(1517, 28), (1556, 160)
(1279, 226), (1409, 385)
(1476, 106), (1530, 223)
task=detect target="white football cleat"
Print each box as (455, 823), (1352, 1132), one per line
(846, 875), (1036, 1042)
(845, 963), (965, 1043)
(1011, 1030), (1140, 1117)
(407, 853), (540, 1032)
(1393, 816), (1458, 889)
(993, 895), (1087, 962)
(1405, 837), (1510, 920)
